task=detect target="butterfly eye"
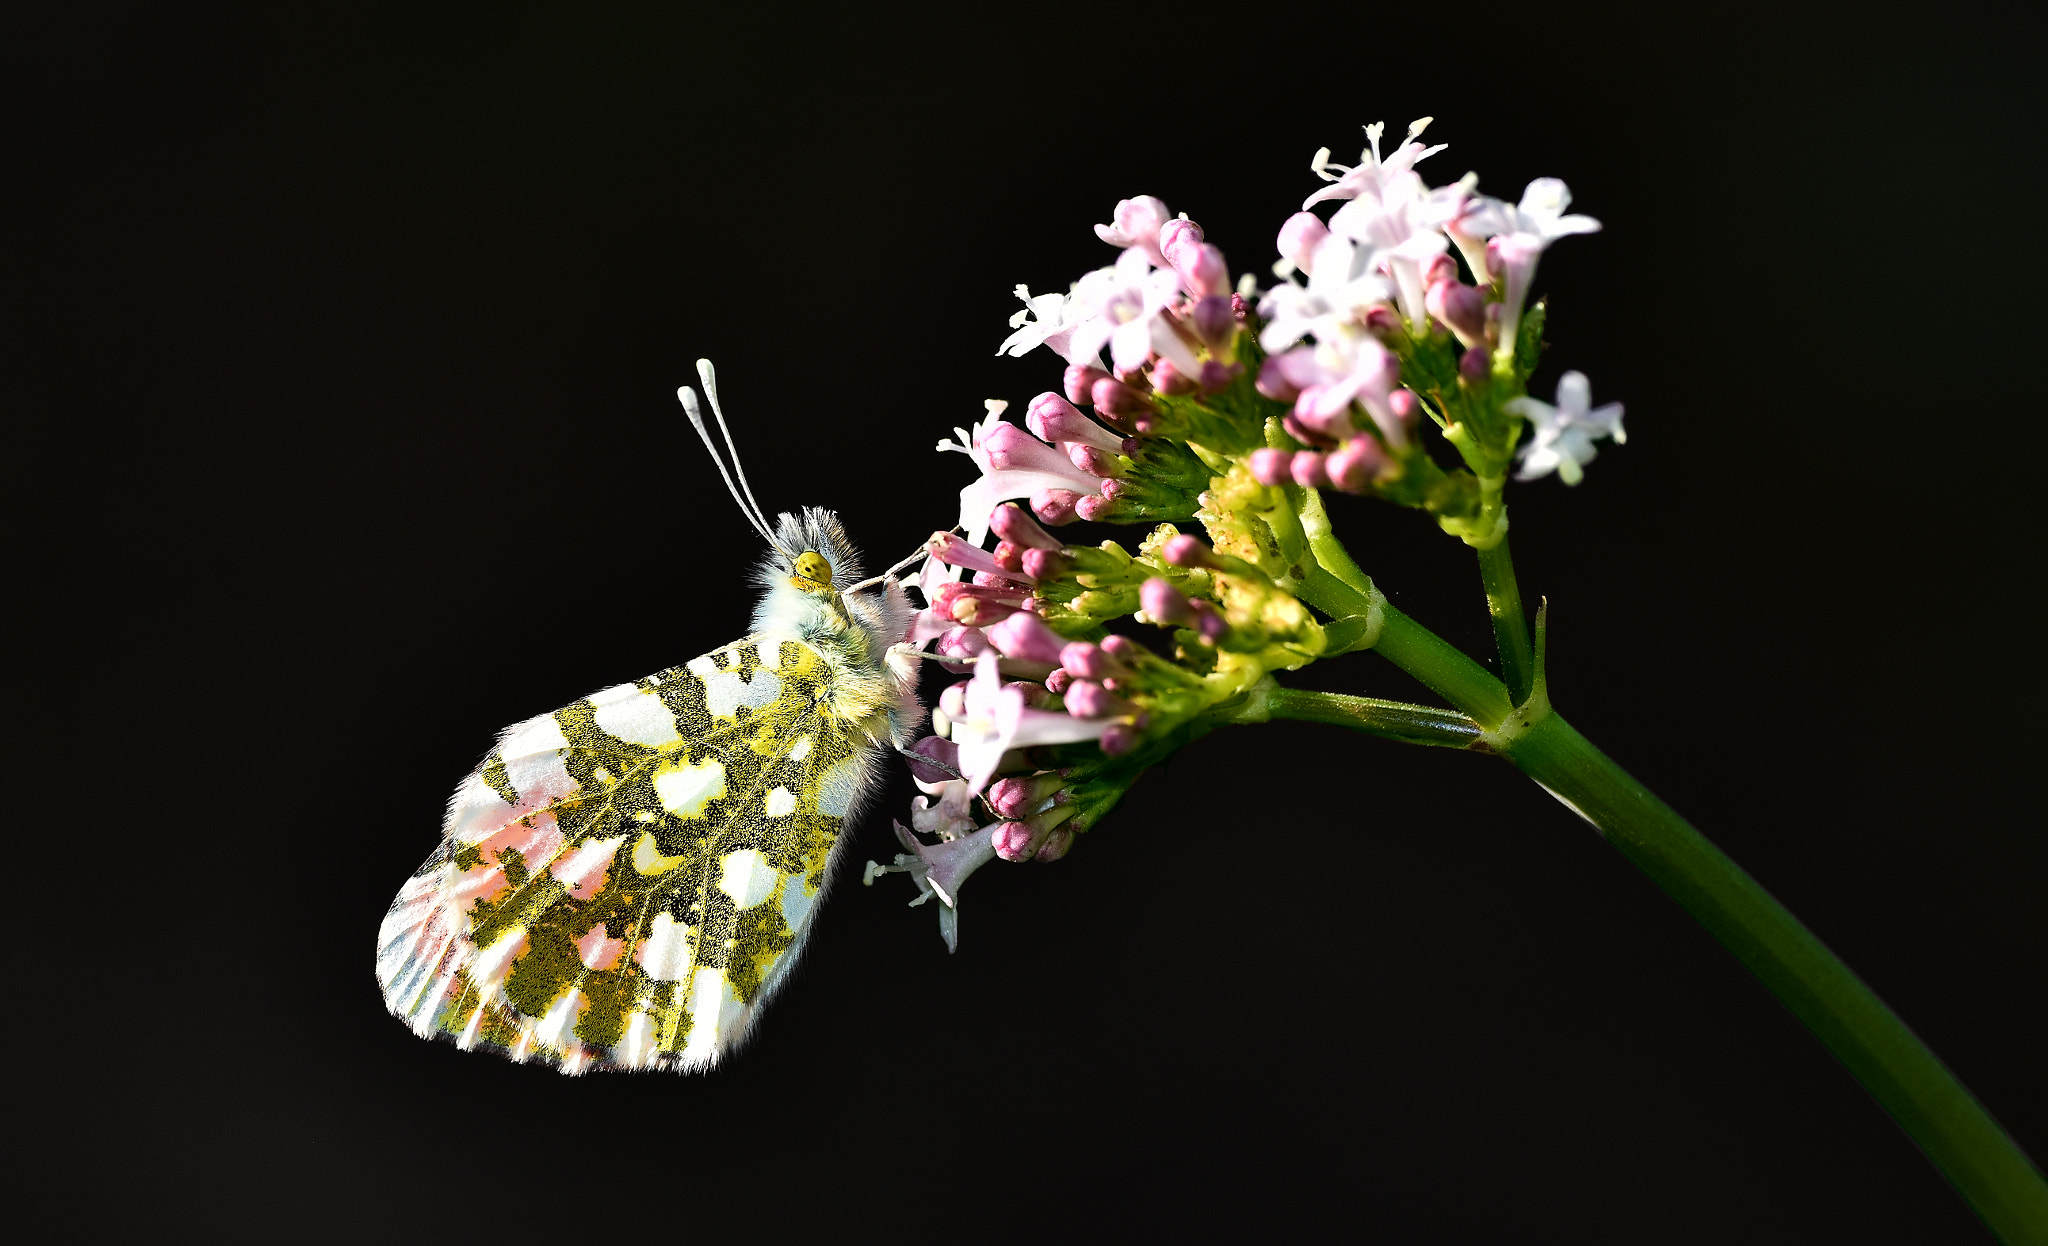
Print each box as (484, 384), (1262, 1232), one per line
(791, 550), (833, 590)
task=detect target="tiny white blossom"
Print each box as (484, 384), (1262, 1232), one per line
(1505, 371), (1625, 485)
(996, 285), (1094, 364)
(1304, 118), (1447, 210)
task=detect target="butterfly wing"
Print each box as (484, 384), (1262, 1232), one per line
(377, 635), (880, 1074)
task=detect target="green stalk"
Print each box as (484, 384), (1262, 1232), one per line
(1262, 686), (1482, 748)
(1289, 517), (2047, 1237)
(1477, 537), (1536, 705)
(1503, 714), (2048, 1243)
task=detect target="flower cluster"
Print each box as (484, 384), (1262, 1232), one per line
(870, 119), (1624, 946)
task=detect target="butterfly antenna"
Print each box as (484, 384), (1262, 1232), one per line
(677, 382), (776, 546)
(695, 359), (775, 541)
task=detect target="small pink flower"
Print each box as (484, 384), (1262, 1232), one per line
(1093, 195), (1173, 266)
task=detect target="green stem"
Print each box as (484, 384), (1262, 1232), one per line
(1504, 714), (2048, 1243)
(1477, 537), (1536, 705)
(1373, 601), (1515, 730)
(1263, 686), (1482, 748)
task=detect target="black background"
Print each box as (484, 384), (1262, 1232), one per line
(12, 3), (2043, 1242)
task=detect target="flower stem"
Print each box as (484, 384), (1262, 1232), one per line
(1476, 537), (1536, 705)
(1262, 686), (1482, 748)
(1502, 713), (2048, 1241)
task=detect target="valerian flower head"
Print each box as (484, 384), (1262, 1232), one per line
(1505, 370), (1625, 485)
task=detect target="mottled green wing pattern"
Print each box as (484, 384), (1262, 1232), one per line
(376, 635), (877, 1074)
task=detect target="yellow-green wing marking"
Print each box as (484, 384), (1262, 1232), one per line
(377, 635), (877, 1074)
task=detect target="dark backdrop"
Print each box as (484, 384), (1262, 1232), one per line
(12, 4), (2042, 1241)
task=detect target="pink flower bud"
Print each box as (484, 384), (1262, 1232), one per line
(1149, 357), (1198, 396)
(1140, 577), (1192, 625)
(1186, 599), (1229, 641)
(1256, 355), (1301, 403)
(1276, 211), (1330, 274)
(1178, 243), (1230, 299)
(1064, 364), (1110, 406)
(936, 626), (991, 667)
(1426, 280), (1487, 348)
(1422, 253), (1458, 287)
(1031, 489), (1082, 526)
(1192, 295), (1235, 350)
(986, 611), (1070, 665)
(1060, 641), (1110, 680)
(1020, 547), (1071, 579)
(992, 540), (1025, 573)
(904, 735), (962, 785)
(1034, 827), (1075, 862)
(1160, 534), (1216, 568)
(1064, 679), (1132, 720)
(1459, 346), (1489, 382)
(1198, 360), (1240, 393)
(1387, 388), (1418, 422)
(991, 820), (1039, 862)
(1074, 493), (1114, 522)
(1100, 634), (1141, 661)
(1045, 667), (1074, 695)
(1249, 447), (1294, 486)
(1028, 392), (1125, 455)
(990, 502), (1062, 552)
(1067, 443), (1123, 478)
(1290, 451), (1331, 488)
(1326, 438), (1386, 492)
(1282, 413), (1339, 449)
(1091, 376), (1153, 417)
(1156, 217), (1205, 271)
(1098, 722), (1138, 757)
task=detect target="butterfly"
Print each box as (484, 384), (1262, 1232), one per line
(375, 361), (926, 1074)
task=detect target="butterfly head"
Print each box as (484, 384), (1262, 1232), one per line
(790, 549), (834, 594)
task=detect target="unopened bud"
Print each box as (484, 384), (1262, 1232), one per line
(1068, 443), (1124, 478)
(991, 502), (1062, 552)
(1139, 577), (1190, 624)
(1098, 721), (1138, 757)
(1282, 413), (1338, 449)
(1149, 357), (1199, 396)
(1157, 217), (1205, 271)
(1045, 667), (1074, 695)
(991, 821), (1038, 862)
(1290, 451), (1331, 489)
(986, 611), (1070, 665)
(1326, 438), (1386, 492)
(1159, 534), (1217, 568)
(1179, 242), (1230, 298)
(1092, 376), (1154, 417)
(1363, 305), (1402, 338)
(992, 540), (1025, 573)
(1421, 253), (1458, 287)
(1031, 488), (1082, 526)
(1100, 634), (1141, 662)
(1192, 294), (1235, 349)
(1276, 211), (1330, 274)
(1426, 280), (1487, 348)
(904, 735), (962, 785)
(1075, 494), (1115, 522)
(1387, 388), (1419, 422)
(1248, 447), (1294, 486)
(1198, 360), (1240, 393)
(1458, 345), (1489, 383)
(1064, 364), (1110, 406)
(1034, 827), (1075, 862)
(1064, 679), (1133, 720)
(936, 626), (991, 667)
